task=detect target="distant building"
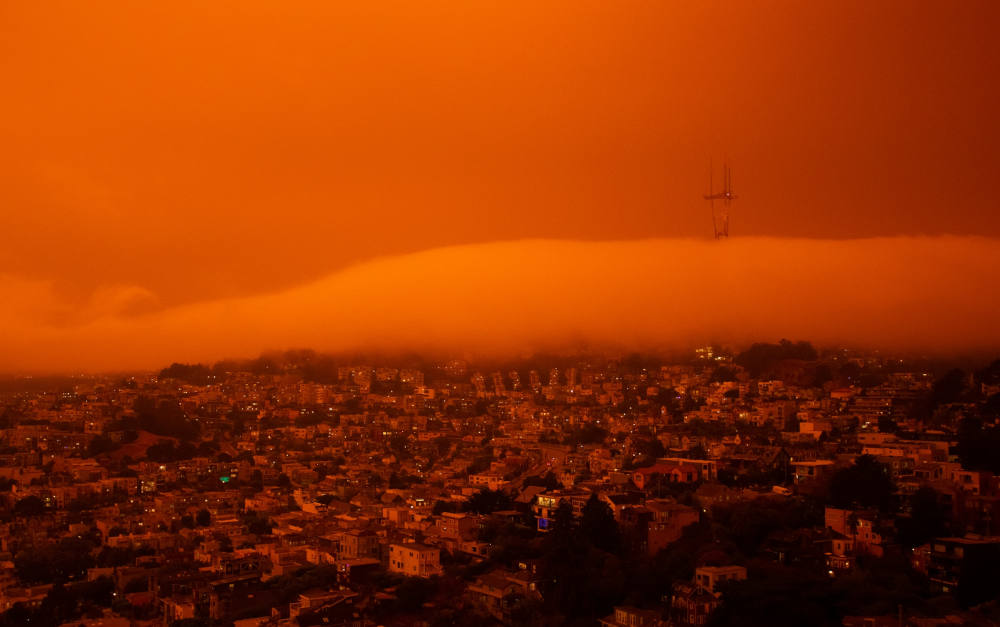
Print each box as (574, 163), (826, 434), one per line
(791, 460), (835, 485)
(599, 605), (663, 627)
(388, 543), (441, 578)
(694, 565), (746, 594)
(632, 463), (701, 490)
(645, 500), (700, 555)
(927, 536), (1000, 606)
(825, 507), (886, 557)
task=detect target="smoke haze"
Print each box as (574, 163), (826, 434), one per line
(3, 1), (999, 310)
(2, 237), (998, 373)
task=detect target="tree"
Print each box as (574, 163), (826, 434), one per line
(507, 596), (547, 626)
(975, 359), (1000, 387)
(87, 435), (120, 457)
(243, 511), (272, 535)
(712, 497), (822, 556)
(930, 369), (968, 407)
(14, 537), (97, 585)
(680, 444), (709, 460)
(391, 576), (438, 613)
(564, 423), (609, 446)
(708, 564), (839, 627)
(896, 487), (948, 548)
(550, 501), (576, 544)
(710, 366), (737, 383)
(630, 436), (665, 462)
(735, 340), (817, 377)
(159, 363), (212, 385)
(982, 393), (1000, 421)
(812, 363), (834, 387)
(539, 499), (626, 620)
(464, 488), (513, 515)
(277, 473), (292, 491)
(581, 494), (621, 554)
(146, 439), (198, 462)
(433, 500), (461, 516)
(828, 455), (895, 513)
(524, 472), (561, 490)
(196, 508), (211, 527)
(876, 415), (898, 433)
(249, 469), (264, 492)
(955, 417), (1000, 474)
(13, 495), (46, 517)
(134, 396), (200, 441)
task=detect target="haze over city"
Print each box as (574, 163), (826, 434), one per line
(1, 236), (999, 373)
(2, 1), (999, 372)
(7, 3), (1000, 627)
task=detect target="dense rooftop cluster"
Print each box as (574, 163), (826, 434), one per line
(2, 344), (1000, 626)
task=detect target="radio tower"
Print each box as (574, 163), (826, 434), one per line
(704, 160), (736, 239)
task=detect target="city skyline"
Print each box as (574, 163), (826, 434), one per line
(4, 4), (1000, 624)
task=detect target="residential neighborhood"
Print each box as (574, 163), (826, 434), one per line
(1, 344), (1000, 626)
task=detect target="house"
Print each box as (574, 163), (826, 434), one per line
(694, 565), (746, 594)
(466, 570), (539, 620)
(645, 500), (700, 555)
(599, 605), (663, 627)
(532, 489), (591, 532)
(791, 460), (835, 485)
(670, 581), (721, 626)
(434, 512), (479, 539)
(657, 458), (718, 481)
(600, 492), (645, 521)
(632, 463), (700, 491)
(825, 530), (856, 573)
(926, 535), (1000, 606)
(289, 589), (359, 622)
(825, 507), (886, 557)
(388, 543), (441, 578)
(161, 595), (197, 623)
(339, 529), (379, 559)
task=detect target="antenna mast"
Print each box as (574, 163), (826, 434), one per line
(704, 159), (737, 238)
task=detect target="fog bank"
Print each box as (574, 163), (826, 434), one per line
(2, 236), (999, 372)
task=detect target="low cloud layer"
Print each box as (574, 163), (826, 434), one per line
(2, 237), (999, 373)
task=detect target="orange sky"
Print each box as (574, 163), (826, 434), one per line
(1, 2), (999, 370)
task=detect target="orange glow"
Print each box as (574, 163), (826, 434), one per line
(2, 237), (999, 372)
(0, 2), (998, 370)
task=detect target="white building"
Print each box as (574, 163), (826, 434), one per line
(389, 543), (442, 578)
